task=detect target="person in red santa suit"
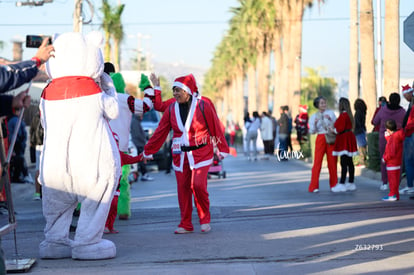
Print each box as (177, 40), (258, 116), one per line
(141, 73), (229, 234)
(330, 97), (358, 193)
(382, 119), (405, 201)
(294, 104), (309, 144)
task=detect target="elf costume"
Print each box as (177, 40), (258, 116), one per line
(109, 72), (153, 220)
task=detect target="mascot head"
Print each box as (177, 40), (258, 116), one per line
(46, 31), (104, 80)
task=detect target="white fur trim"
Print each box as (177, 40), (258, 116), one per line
(143, 151), (153, 159)
(173, 81), (192, 95)
(144, 87), (154, 96)
(192, 157), (214, 170)
(134, 100), (143, 114)
(403, 87), (413, 94)
(220, 152), (229, 158)
(386, 166), (401, 171)
(332, 150), (359, 157)
(143, 97), (153, 110)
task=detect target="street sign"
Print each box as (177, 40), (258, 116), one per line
(404, 11), (414, 52)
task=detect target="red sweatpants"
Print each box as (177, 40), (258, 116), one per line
(308, 134), (338, 192)
(105, 195), (118, 230)
(387, 168), (400, 199)
(174, 155), (211, 231)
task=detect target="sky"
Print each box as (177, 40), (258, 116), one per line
(1, 0), (414, 81)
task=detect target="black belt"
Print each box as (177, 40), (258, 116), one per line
(338, 129), (352, 134)
(181, 143), (207, 152)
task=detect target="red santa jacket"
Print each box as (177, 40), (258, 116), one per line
(144, 96), (229, 172)
(382, 129), (405, 169)
(405, 107), (414, 137)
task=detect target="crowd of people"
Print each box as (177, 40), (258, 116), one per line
(243, 105), (304, 162)
(239, 86), (414, 203)
(305, 87), (414, 202)
(2, 32), (414, 273)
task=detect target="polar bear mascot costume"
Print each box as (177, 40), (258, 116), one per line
(38, 31), (121, 260)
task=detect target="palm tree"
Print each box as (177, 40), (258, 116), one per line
(101, 0), (113, 63)
(230, 0), (258, 114)
(272, 1), (283, 114)
(110, 3), (125, 71)
(101, 0), (125, 71)
(276, 0), (318, 120)
(253, 0), (275, 113)
(383, 0), (400, 98)
(359, 0), (377, 125)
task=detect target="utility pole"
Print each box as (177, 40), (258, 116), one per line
(73, 0), (83, 32)
(137, 33), (142, 70)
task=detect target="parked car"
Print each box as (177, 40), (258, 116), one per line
(141, 109), (172, 171)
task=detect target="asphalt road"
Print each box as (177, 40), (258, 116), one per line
(2, 152), (414, 274)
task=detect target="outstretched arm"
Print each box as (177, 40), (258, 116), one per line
(0, 38), (54, 93)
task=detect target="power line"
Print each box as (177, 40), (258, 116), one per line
(0, 15), (411, 28)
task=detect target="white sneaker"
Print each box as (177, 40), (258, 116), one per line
(141, 174), (154, 181)
(201, 224), (211, 233)
(174, 227), (193, 234)
(331, 184), (347, 192)
(345, 183), (356, 191)
(380, 184), (389, 191)
(399, 186), (414, 194)
(23, 174), (34, 184)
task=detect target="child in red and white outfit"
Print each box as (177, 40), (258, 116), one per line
(382, 119), (405, 201)
(331, 98), (358, 192)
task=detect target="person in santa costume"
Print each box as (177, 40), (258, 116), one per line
(141, 73), (229, 234)
(294, 104), (309, 144)
(308, 96), (337, 193)
(330, 97), (358, 192)
(382, 119), (405, 201)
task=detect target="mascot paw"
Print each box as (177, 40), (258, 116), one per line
(39, 241), (72, 259)
(72, 239), (116, 260)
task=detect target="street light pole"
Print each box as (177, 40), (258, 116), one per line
(137, 33), (142, 70)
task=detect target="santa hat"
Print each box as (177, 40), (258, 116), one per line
(299, 104), (308, 112)
(173, 74), (198, 96)
(402, 84), (413, 95)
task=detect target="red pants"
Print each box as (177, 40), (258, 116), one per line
(387, 168), (400, 199)
(174, 155), (211, 231)
(105, 195), (118, 230)
(308, 134), (338, 192)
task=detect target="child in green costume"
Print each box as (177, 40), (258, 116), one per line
(106, 66), (153, 220)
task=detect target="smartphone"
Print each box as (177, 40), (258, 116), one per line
(26, 35), (52, 48)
